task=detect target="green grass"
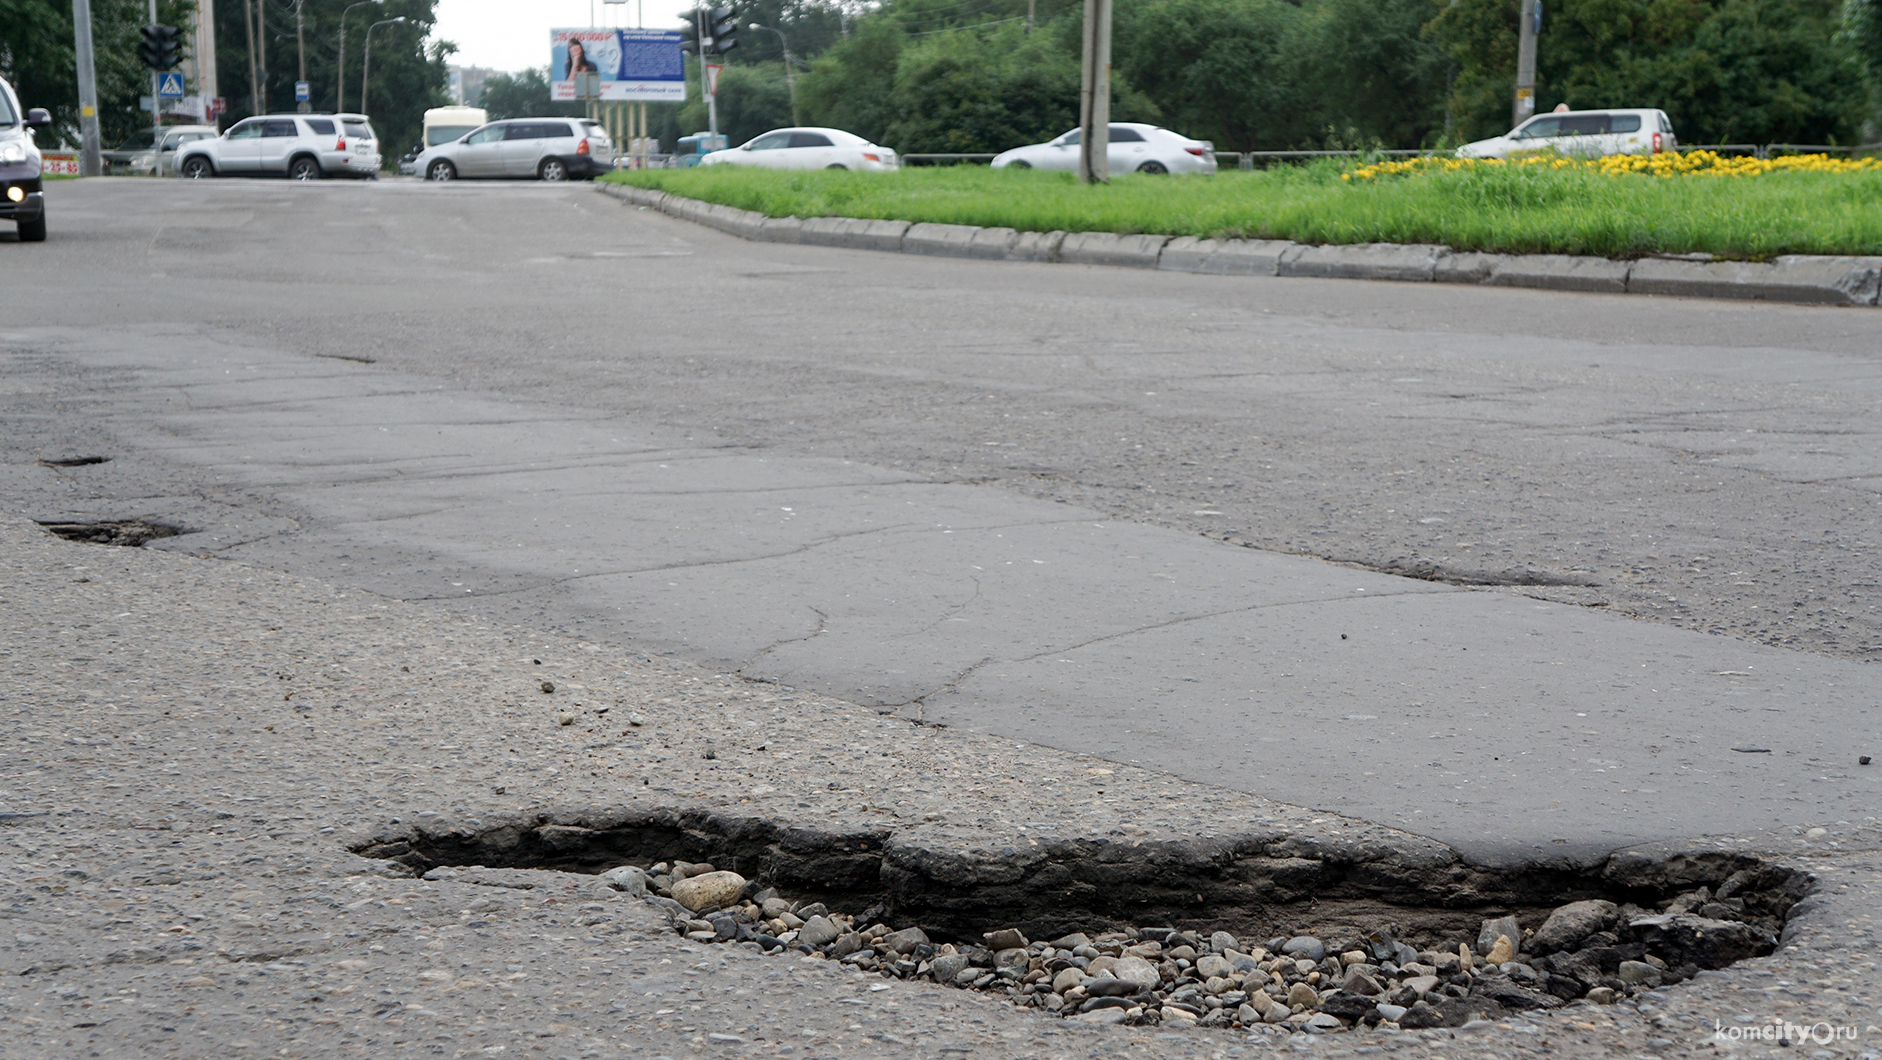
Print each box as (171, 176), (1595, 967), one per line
(602, 162), (1882, 261)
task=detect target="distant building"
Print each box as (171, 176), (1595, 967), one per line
(449, 65), (504, 106)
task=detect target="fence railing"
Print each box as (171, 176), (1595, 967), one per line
(630, 141), (1882, 171)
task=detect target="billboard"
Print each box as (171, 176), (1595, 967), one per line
(551, 28), (687, 102)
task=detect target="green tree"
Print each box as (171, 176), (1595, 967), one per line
(675, 58), (794, 145)
(1846, 0), (1882, 135)
(1298, 0), (1450, 148)
(214, 0), (451, 165)
(882, 24), (1085, 152)
(1113, 0), (1310, 150)
(1431, 0), (1864, 145)
(796, 17), (905, 143)
(0, 0), (197, 146)
(475, 67), (586, 121)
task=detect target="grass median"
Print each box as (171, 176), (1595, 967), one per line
(603, 156), (1882, 261)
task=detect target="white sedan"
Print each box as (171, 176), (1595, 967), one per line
(992, 123), (1217, 175)
(700, 127), (899, 171)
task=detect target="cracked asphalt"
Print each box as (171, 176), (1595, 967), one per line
(1, 177), (1879, 1057)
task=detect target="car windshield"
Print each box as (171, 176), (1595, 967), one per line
(428, 125), (476, 145)
(0, 92), (16, 126)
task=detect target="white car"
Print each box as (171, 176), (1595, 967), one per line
(992, 123), (1217, 175)
(124, 125), (218, 176)
(1456, 109), (1677, 160)
(699, 127), (898, 171)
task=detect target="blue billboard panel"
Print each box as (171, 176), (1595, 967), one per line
(552, 28), (687, 103)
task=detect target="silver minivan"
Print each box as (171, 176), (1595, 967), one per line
(415, 118), (614, 182)
(1456, 109), (1678, 160)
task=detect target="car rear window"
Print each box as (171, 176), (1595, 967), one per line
(305, 118), (336, 135)
(1108, 126), (1145, 142)
(788, 132), (833, 148)
(343, 120), (375, 141)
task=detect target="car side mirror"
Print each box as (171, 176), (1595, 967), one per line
(25, 108), (51, 129)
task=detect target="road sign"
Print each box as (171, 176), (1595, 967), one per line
(295, 81), (310, 103)
(210, 97), (227, 116)
(157, 72), (185, 99)
(705, 63), (724, 95)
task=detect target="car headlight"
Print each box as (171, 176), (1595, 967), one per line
(0, 143), (24, 163)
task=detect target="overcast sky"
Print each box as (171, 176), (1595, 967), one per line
(434, 0), (693, 74)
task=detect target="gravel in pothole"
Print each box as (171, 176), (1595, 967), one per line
(436, 858), (1806, 1034)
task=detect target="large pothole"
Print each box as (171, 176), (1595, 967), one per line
(355, 809), (1808, 1032)
(37, 519), (179, 547)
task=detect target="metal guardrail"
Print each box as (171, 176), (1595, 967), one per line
(901, 153), (998, 165)
(632, 142), (1882, 172)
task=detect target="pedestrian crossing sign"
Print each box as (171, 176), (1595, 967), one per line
(157, 72), (185, 99)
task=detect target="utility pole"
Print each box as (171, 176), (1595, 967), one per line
(1077, 0), (1110, 184)
(70, 0), (103, 175)
(256, 0), (269, 112)
(696, 10), (718, 141)
(1512, 0), (1538, 128)
(244, 0), (260, 114)
(296, 0), (308, 112)
(147, 0), (160, 138)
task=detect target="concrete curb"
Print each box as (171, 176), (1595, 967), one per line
(595, 182), (1882, 306)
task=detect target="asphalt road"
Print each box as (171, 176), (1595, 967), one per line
(4, 176), (1879, 864)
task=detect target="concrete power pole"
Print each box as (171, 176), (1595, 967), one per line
(70, 0), (103, 176)
(1512, 0), (1538, 128)
(244, 0), (260, 114)
(1077, 0), (1111, 184)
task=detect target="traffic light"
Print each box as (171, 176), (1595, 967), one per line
(140, 24), (181, 70)
(679, 17), (702, 54)
(707, 6), (738, 54)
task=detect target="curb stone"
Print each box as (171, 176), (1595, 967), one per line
(593, 181), (1882, 306)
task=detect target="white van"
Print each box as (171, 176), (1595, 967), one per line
(424, 106), (487, 150)
(1457, 109), (1678, 160)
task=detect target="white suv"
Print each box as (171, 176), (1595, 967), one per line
(1457, 109), (1678, 160)
(178, 113), (381, 180)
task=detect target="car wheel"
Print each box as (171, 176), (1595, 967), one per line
(1136, 160), (1169, 174)
(825, 163), (848, 170)
(180, 156), (214, 179)
(289, 156), (323, 181)
(17, 215), (47, 242)
(426, 159), (457, 181)
(538, 157), (569, 182)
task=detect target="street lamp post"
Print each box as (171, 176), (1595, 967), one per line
(360, 16), (409, 116)
(748, 22), (797, 125)
(336, 0), (382, 112)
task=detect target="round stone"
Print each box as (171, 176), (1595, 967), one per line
(1282, 936), (1325, 962)
(1110, 955), (1162, 991)
(796, 914), (841, 947)
(669, 870), (747, 912)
